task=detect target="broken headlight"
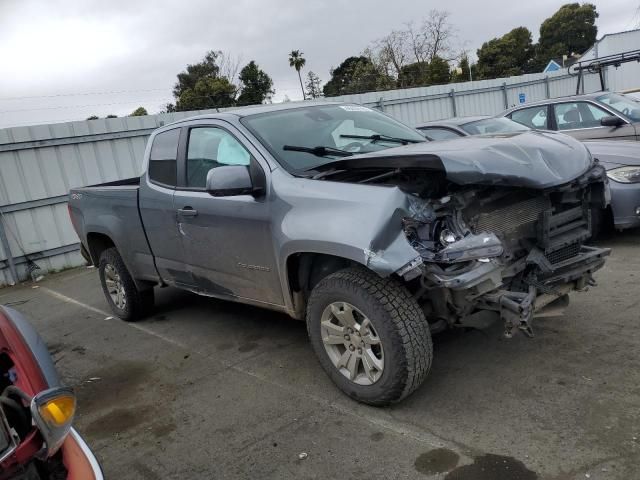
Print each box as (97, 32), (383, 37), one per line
(404, 214), (504, 264)
(435, 232), (503, 263)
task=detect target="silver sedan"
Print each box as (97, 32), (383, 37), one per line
(416, 116), (640, 232)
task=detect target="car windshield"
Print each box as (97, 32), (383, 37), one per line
(240, 104), (426, 173)
(597, 93), (640, 122)
(460, 117), (530, 135)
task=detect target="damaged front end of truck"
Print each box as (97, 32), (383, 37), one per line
(315, 132), (611, 337)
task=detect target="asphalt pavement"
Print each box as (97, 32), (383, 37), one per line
(1, 230), (639, 479)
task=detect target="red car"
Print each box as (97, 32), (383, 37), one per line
(0, 306), (103, 480)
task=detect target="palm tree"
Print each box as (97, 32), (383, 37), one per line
(289, 50), (307, 100)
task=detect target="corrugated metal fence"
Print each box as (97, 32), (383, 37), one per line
(0, 68), (606, 285)
(0, 109), (221, 285)
(332, 69), (603, 125)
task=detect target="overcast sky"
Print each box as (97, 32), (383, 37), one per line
(0, 0), (637, 128)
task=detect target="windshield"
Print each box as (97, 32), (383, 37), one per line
(460, 117), (530, 135)
(240, 104), (426, 173)
(597, 93), (640, 122)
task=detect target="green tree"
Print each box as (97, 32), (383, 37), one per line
(323, 56), (394, 96)
(171, 50), (238, 111)
(350, 59), (395, 93)
(476, 27), (534, 79)
(397, 57), (450, 87)
(305, 71), (323, 99)
(176, 77), (236, 111)
(398, 62), (429, 87)
(533, 3), (598, 70)
(173, 50), (220, 100)
(161, 103), (176, 113)
(451, 55), (477, 83)
(130, 107), (148, 116)
(86, 115), (99, 120)
(237, 61), (274, 106)
(288, 50), (307, 99)
(426, 56), (451, 85)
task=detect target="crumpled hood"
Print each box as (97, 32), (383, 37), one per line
(583, 140), (640, 169)
(321, 131), (594, 189)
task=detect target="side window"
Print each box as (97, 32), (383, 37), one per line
(554, 102), (609, 130)
(186, 127), (251, 189)
(419, 127), (464, 140)
(149, 129), (180, 186)
(510, 106), (548, 129)
(584, 103), (610, 121)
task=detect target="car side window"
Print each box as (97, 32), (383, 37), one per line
(149, 128), (180, 186)
(418, 128), (464, 140)
(510, 106), (548, 129)
(186, 127), (251, 189)
(554, 102), (611, 130)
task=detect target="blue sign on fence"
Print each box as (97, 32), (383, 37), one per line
(518, 93), (526, 104)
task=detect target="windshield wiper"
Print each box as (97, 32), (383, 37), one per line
(283, 145), (354, 157)
(339, 134), (423, 145)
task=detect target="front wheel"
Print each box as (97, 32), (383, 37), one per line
(98, 247), (153, 321)
(306, 268), (432, 406)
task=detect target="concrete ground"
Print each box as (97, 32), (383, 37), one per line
(1, 231), (639, 480)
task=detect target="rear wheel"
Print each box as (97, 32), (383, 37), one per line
(306, 268), (432, 406)
(98, 247), (153, 321)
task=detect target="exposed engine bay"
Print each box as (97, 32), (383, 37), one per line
(323, 161), (611, 337)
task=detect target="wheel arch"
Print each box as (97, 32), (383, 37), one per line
(284, 252), (368, 319)
(86, 232), (115, 266)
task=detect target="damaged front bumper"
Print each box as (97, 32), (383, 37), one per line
(475, 245), (609, 337)
(402, 244), (609, 337)
(395, 163), (611, 337)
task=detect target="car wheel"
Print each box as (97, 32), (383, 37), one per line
(306, 267), (432, 406)
(98, 247), (154, 321)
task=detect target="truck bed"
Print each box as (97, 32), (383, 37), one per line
(73, 176), (141, 190)
(68, 176), (158, 284)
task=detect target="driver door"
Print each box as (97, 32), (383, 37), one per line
(173, 123), (283, 306)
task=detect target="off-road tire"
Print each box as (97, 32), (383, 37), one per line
(306, 267), (433, 406)
(98, 247), (154, 321)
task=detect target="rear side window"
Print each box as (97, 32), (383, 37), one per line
(149, 129), (180, 186)
(510, 106), (548, 129)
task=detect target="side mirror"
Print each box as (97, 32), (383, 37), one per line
(600, 115), (625, 128)
(206, 165), (255, 197)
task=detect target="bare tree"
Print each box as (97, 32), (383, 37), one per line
(369, 9), (456, 82)
(374, 29), (410, 78)
(406, 21), (430, 64)
(217, 50), (242, 84)
(423, 10), (456, 62)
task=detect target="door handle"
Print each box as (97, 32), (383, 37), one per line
(177, 207), (198, 217)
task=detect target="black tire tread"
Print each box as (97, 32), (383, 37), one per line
(98, 247), (153, 321)
(307, 267), (432, 405)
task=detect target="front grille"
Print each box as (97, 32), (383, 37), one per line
(538, 205), (591, 252)
(545, 243), (581, 264)
(475, 196), (551, 235)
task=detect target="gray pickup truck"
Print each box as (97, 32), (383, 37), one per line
(68, 102), (610, 405)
